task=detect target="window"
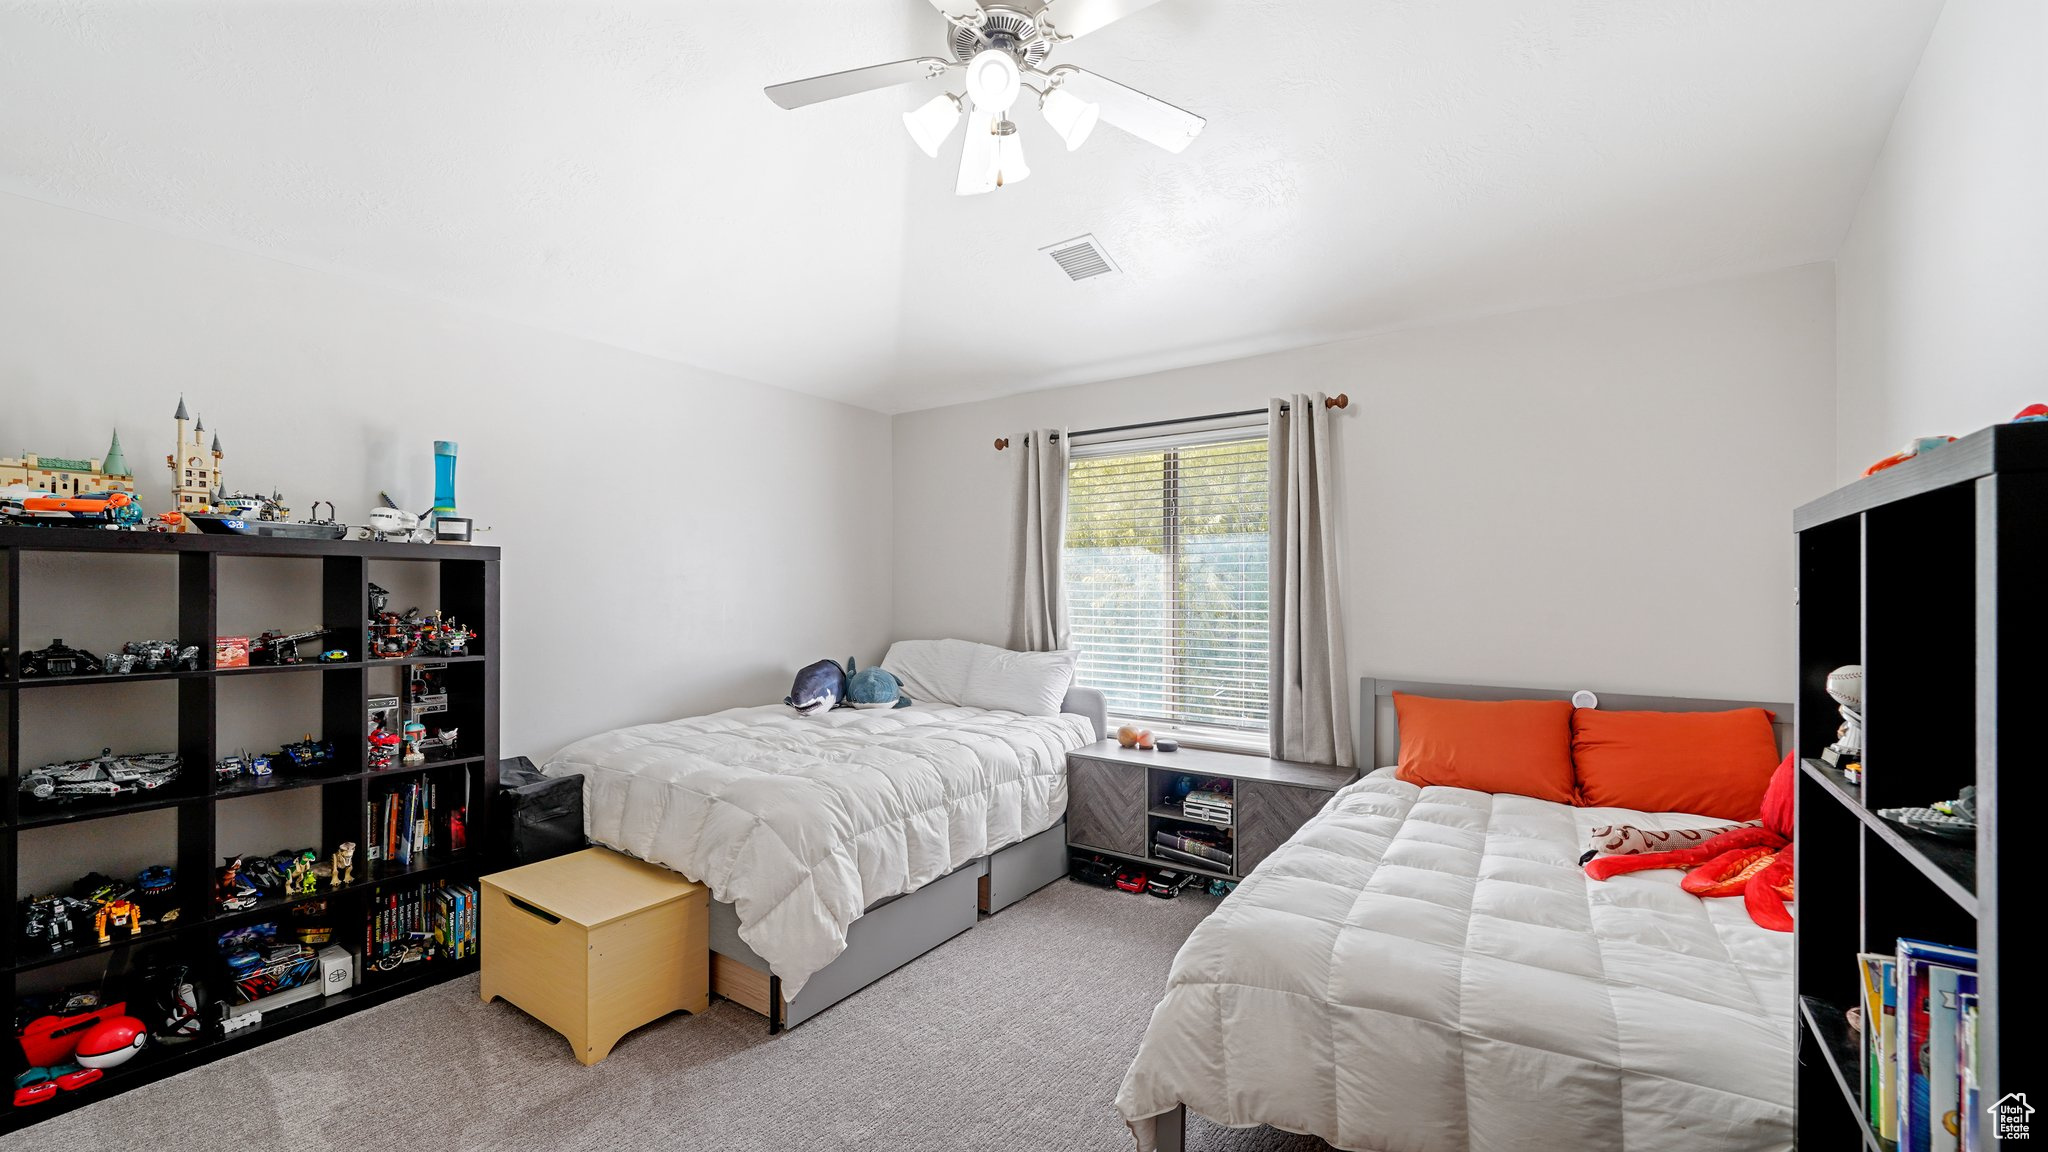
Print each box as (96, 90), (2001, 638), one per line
(1064, 425), (1270, 735)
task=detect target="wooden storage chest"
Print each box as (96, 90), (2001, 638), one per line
(481, 847), (709, 1064)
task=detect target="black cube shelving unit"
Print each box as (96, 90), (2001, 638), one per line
(1792, 423), (2038, 1149)
(1, 527), (499, 1133)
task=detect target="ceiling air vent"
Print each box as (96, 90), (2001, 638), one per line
(1042, 234), (1118, 282)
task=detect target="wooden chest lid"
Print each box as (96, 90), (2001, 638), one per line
(483, 847), (706, 928)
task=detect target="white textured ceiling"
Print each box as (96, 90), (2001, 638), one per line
(0, 0), (1940, 413)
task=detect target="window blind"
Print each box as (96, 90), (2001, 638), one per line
(1063, 429), (1270, 733)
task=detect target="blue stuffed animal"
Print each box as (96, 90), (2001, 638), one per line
(846, 660), (912, 709)
(785, 658), (851, 714)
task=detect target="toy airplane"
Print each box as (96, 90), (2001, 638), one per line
(364, 492), (435, 543)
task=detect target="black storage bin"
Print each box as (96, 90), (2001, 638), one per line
(493, 756), (586, 866)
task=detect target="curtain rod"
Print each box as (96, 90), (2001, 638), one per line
(993, 393), (1348, 451)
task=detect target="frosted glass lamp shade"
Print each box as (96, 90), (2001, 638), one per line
(963, 49), (1020, 112)
(903, 93), (963, 158)
(1039, 87), (1100, 151)
(993, 120), (1030, 188)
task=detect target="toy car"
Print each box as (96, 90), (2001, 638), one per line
(20, 749), (181, 802)
(1114, 867), (1149, 894)
(18, 639), (103, 678)
(1147, 869), (1196, 899)
(215, 755), (246, 783)
(275, 737), (334, 773)
(1205, 878), (1238, 898)
(318, 649), (350, 662)
(1069, 853), (1117, 888)
(248, 753), (273, 777)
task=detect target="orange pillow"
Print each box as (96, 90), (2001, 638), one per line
(1393, 693), (1576, 803)
(1571, 707), (1780, 820)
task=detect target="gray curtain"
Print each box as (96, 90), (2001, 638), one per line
(1269, 394), (1353, 766)
(1009, 428), (1071, 652)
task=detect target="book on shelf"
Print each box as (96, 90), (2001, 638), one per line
(365, 776), (468, 867)
(1959, 994), (1980, 1152)
(1153, 827), (1232, 866)
(1895, 937), (1978, 1152)
(1858, 952), (1899, 1141)
(363, 879), (481, 974)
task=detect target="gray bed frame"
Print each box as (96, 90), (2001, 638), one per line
(711, 686), (1107, 1032)
(1151, 674), (1792, 1152)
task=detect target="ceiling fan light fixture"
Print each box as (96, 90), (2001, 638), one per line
(963, 48), (1021, 112)
(903, 92), (965, 158)
(993, 118), (1030, 188)
(1038, 85), (1100, 151)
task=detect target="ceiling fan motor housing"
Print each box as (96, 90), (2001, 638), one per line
(950, 7), (1052, 68)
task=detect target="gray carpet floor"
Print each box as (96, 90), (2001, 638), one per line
(7, 879), (1332, 1152)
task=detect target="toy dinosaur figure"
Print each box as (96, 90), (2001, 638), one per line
(1585, 753), (1796, 932)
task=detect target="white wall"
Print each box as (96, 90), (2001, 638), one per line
(0, 192), (894, 762)
(892, 264), (1838, 743)
(1836, 0), (2048, 482)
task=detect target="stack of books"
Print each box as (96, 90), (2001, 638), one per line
(365, 880), (481, 973)
(367, 776), (470, 867)
(1154, 826), (1232, 870)
(434, 882), (481, 961)
(1858, 937), (1980, 1152)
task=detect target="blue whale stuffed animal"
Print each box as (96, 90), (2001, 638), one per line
(847, 662), (911, 708)
(785, 658), (851, 714)
(786, 658), (913, 714)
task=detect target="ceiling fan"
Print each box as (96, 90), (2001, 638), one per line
(764, 0), (1205, 195)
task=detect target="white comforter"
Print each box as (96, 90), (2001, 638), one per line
(1116, 770), (1793, 1152)
(545, 703), (1092, 999)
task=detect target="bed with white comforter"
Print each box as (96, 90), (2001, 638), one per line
(545, 703), (1092, 1000)
(1116, 769), (1793, 1152)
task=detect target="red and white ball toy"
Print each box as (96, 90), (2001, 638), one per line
(73, 1015), (148, 1069)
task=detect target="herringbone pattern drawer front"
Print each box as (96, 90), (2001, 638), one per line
(1237, 781), (1334, 874)
(1067, 757), (1145, 855)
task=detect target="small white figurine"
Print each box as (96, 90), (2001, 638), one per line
(1821, 665), (1863, 779)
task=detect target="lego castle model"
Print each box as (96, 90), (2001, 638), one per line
(2, 432), (138, 498)
(166, 395), (225, 529)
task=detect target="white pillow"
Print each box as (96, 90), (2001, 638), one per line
(882, 639), (1077, 716)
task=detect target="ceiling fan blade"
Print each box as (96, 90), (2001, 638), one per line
(1038, 67), (1204, 153)
(925, 0), (987, 22)
(765, 57), (953, 110)
(956, 108), (1001, 196)
(1036, 0), (1166, 41)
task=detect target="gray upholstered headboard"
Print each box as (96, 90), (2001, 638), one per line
(1359, 676), (1794, 769)
(1061, 686), (1108, 742)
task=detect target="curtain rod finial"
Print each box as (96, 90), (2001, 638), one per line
(1325, 393), (1350, 410)
(994, 437), (1010, 451)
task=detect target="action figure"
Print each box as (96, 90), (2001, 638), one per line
(93, 898), (141, 945)
(216, 856), (259, 912)
(330, 842), (356, 889)
(284, 851), (319, 896)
